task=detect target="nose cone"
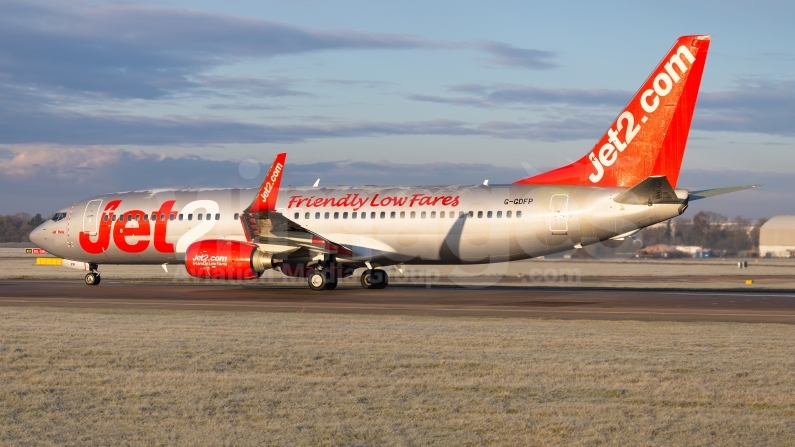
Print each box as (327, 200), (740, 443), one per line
(29, 223), (47, 249)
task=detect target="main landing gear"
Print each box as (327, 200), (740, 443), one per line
(84, 263), (100, 286)
(308, 269), (338, 291)
(360, 269), (388, 289)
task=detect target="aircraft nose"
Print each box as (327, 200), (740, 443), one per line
(29, 224), (47, 249)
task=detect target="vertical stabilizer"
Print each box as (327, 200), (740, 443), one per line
(515, 35), (710, 188)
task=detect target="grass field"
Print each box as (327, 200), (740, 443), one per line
(2, 307), (795, 446)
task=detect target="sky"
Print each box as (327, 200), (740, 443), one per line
(0, 0), (793, 218)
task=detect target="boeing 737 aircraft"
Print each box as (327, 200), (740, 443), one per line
(30, 35), (757, 291)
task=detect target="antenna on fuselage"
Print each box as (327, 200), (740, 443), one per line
(482, 179), (489, 186)
(313, 179), (320, 187)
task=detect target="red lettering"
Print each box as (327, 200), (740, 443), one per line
(154, 200), (175, 253)
(323, 198), (336, 207)
(113, 210), (150, 253)
(394, 197), (408, 206)
(451, 196), (460, 206)
(409, 194), (424, 207)
(431, 197), (444, 206)
(312, 198), (324, 207)
(288, 196), (302, 208)
(79, 200), (121, 254)
(419, 196), (433, 206)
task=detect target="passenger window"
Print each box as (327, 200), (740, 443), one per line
(390, 212), (395, 219)
(179, 214), (184, 221)
(294, 212), (299, 219)
(334, 212), (339, 219)
(305, 212), (310, 219)
(315, 212), (320, 219)
(517, 211), (522, 218)
(400, 211), (405, 218)
(429, 211), (434, 218)
(410, 211), (415, 218)
(468, 211), (474, 218)
(206, 214), (211, 221)
(439, 211), (444, 218)
(215, 213), (220, 220)
(188, 214), (193, 221)
(352, 212), (357, 219)
(497, 211), (502, 218)
(233, 213), (239, 220)
(143, 214), (149, 221)
(325, 212), (330, 219)
(198, 214), (203, 220)
(380, 212), (385, 219)
(103, 215), (108, 222)
(507, 211), (512, 218)
(119, 215), (124, 222)
(343, 212), (348, 219)
(360, 212), (365, 219)
(372, 212), (377, 219)
(112, 215), (117, 221)
(487, 211), (492, 218)
(477, 211), (483, 218)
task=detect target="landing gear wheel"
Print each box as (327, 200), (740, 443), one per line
(361, 269), (388, 289)
(308, 270), (337, 291)
(85, 272), (100, 286)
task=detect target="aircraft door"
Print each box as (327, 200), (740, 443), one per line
(548, 194), (568, 235)
(83, 200), (102, 236)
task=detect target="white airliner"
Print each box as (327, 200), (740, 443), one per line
(30, 35), (757, 290)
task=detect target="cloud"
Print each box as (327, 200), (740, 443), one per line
(694, 80), (795, 137)
(0, 1), (554, 101)
(0, 147), (786, 219)
(409, 83), (630, 108)
(474, 42), (557, 69)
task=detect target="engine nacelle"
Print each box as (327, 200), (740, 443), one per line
(185, 240), (275, 280)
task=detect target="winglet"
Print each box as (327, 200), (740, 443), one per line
(246, 153), (286, 213)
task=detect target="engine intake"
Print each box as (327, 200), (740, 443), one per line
(185, 240), (276, 280)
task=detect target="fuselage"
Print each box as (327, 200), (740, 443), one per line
(30, 183), (686, 268)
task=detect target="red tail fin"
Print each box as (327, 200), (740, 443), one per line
(514, 35), (710, 188)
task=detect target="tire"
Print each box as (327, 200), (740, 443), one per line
(360, 270), (374, 289)
(308, 270), (327, 291)
(94, 275), (101, 285)
(85, 272), (99, 286)
(361, 269), (389, 289)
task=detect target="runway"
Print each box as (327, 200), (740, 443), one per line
(2, 280), (795, 323)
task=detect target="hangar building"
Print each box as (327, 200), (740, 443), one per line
(759, 216), (795, 258)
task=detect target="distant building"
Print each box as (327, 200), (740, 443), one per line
(759, 216), (795, 258)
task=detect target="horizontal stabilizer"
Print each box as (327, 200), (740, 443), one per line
(689, 184), (761, 201)
(614, 176), (681, 205)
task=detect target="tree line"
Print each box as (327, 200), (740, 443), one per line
(638, 211), (767, 255)
(0, 213), (45, 243)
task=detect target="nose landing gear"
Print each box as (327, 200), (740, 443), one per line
(84, 263), (101, 286)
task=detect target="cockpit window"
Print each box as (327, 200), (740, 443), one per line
(50, 212), (67, 222)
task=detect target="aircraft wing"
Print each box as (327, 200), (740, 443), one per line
(240, 153), (357, 257)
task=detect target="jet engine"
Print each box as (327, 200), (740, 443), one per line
(185, 240), (276, 280)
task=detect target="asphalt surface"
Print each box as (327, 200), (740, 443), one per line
(2, 280), (795, 323)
